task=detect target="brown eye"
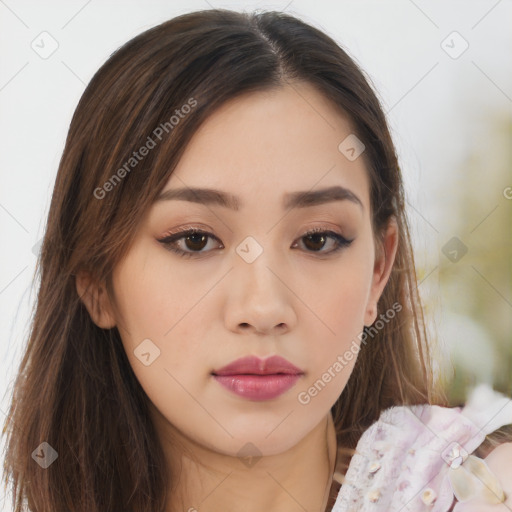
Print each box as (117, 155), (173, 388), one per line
(294, 228), (353, 255)
(182, 232), (209, 251)
(303, 232), (329, 251)
(157, 229), (223, 258)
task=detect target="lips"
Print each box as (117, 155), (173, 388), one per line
(211, 355), (303, 376)
(211, 355), (304, 401)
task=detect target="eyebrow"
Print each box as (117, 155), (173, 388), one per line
(156, 185), (364, 211)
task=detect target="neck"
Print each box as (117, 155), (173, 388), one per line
(155, 410), (338, 512)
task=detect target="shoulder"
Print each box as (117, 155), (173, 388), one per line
(332, 404), (479, 510)
(332, 399), (512, 511)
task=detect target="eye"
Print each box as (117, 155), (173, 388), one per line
(157, 227), (222, 259)
(157, 226), (353, 259)
(291, 227), (353, 255)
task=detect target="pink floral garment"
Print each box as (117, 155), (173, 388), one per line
(332, 384), (512, 511)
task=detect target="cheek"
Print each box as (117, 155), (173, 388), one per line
(112, 257), (207, 432)
(112, 248), (213, 386)
(295, 333), (360, 414)
(294, 247), (372, 394)
(113, 247), (203, 341)
(297, 247), (373, 335)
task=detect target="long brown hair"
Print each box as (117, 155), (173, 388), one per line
(2, 8), (506, 512)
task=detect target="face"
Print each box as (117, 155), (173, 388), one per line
(82, 81), (397, 460)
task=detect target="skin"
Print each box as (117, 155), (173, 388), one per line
(77, 81), (398, 512)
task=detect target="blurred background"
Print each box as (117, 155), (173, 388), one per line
(0, 0), (511, 504)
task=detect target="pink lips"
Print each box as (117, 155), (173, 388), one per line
(211, 355), (304, 401)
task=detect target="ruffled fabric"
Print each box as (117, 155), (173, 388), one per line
(331, 384), (512, 511)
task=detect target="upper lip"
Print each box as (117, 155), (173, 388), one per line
(212, 355), (304, 376)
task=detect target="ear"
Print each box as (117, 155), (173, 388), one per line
(364, 217), (399, 327)
(75, 270), (117, 329)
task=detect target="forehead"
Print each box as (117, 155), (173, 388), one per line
(164, 82), (370, 215)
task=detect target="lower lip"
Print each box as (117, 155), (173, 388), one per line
(212, 374), (302, 401)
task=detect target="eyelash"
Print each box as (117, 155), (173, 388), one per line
(157, 226), (354, 259)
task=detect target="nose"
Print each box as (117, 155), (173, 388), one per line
(224, 250), (297, 336)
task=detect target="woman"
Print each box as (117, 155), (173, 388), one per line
(2, 8), (511, 512)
